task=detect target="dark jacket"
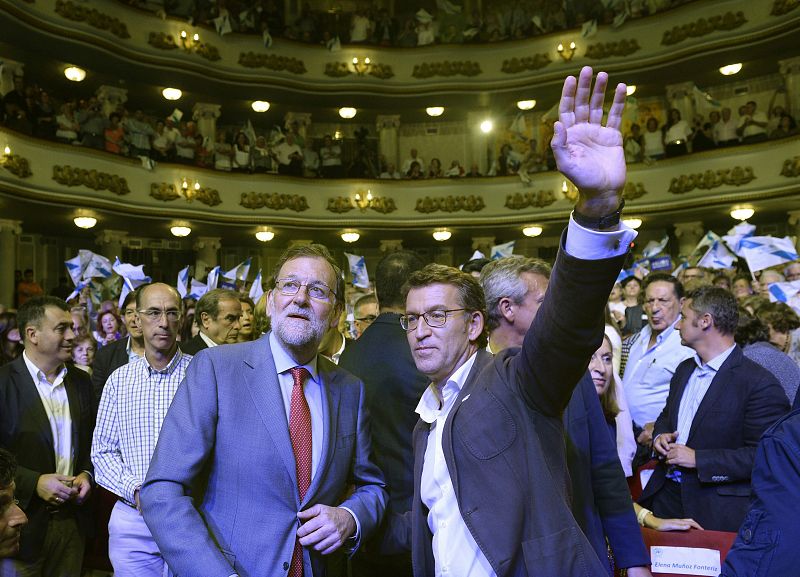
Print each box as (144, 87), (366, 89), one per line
(639, 346), (789, 532)
(721, 409), (800, 576)
(564, 373), (649, 574)
(91, 336), (130, 402)
(385, 235), (628, 577)
(179, 333), (209, 356)
(0, 355), (95, 560)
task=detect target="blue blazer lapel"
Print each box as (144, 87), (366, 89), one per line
(303, 357), (338, 506)
(687, 347), (741, 444)
(242, 338), (299, 495)
(671, 361), (695, 431)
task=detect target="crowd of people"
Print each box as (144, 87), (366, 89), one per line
(1, 67), (799, 577)
(121, 0), (698, 47)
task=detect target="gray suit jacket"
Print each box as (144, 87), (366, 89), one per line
(140, 334), (387, 577)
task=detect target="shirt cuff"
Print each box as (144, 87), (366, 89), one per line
(339, 506), (361, 550)
(565, 214), (637, 260)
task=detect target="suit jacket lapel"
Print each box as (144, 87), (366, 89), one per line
(671, 363), (694, 431)
(242, 339), (299, 494)
(64, 371), (81, 474)
(304, 358), (338, 505)
(687, 348), (740, 444)
(11, 357), (56, 459)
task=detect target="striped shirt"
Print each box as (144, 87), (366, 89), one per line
(91, 350), (192, 505)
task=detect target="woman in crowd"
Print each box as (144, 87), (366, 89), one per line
(71, 334), (97, 376)
(445, 159), (464, 177)
(0, 312), (23, 367)
(427, 157), (443, 179)
(758, 302), (800, 365)
(94, 310), (123, 348)
(642, 117), (665, 160)
(731, 274), (755, 301)
(237, 297), (256, 342)
(770, 114), (798, 139)
(104, 112), (126, 155)
(663, 108), (691, 157)
(406, 160), (423, 179)
(233, 131), (252, 172)
(607, 282), (626, 327)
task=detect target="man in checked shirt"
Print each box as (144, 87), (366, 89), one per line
(91, 282), (190, 576)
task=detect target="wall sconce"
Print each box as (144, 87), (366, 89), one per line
(352, 57), (372, 75)
(433, 229), (452, 242)
(180, 30), (201, 49)
(341, 230), (361, 243)
(557, 41), (576, 61)
(73, 216), (97, 229)
(730, 206), (754, 221)
(354, 189), (373, 212)
(170, 222), (192, 237)
(522, 225), (543, 237)
(181, 178), (202, 201)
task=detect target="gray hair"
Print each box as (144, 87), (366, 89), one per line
(479, 256), (552, 332)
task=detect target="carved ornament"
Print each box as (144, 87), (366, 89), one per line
(415, 195), (484, 213)
(325, 62), (351, 78)
(771, 0), (799, 16)
(501, 54), (551, 74)
(781, 157), (800, 178)
(668, 166), (755, 194)
(52, 165), (130, 195)
(55, 0), (130, 39)
(504, 190), (556, 210)
(240, 192), (309, 212)
(326, 195), (397, 214)
(585, 39), (640, 59)
(2, 155), (32, 178)
(662, 12), (746, 46)
(622, 181), (648, 201)
(152, 182), (221, 206)
(369, 64), (395, 80)
(239, 52), (307, 74)
(412, 61), (481, 79)
(148, 32), (178, 50)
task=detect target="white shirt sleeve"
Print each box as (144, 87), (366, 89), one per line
(565, 214), (638, 260)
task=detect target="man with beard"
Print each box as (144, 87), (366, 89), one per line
(141, 245), (387, 577)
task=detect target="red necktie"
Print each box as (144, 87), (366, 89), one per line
(288, 366), (312, 577)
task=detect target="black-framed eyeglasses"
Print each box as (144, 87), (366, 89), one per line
(137, 309), (182, 322)
(275, 278), (336, 303)
(400, 309), (468, 331)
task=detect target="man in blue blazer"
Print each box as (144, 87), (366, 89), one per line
(141, 245), (387, 577)
(639, 286), (789, 532)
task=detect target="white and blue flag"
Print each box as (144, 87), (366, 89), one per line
(206, 266), (221, 291)
(188, 279), (209, 300)
(491, 240), (515, 260)
(345, 253), (370, 289)
(740, 236), (799, 272)
(249, 269), (264, 303)
(224, 258), (252, 282)
(768, 280), (800, 314)
(176, 266), (190, 298)
(697, 240), (737, 270)
(112, 258), (151, 308)
(723, 222), (756, 256)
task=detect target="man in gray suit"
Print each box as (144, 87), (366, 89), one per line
(141, 244), (387, 577)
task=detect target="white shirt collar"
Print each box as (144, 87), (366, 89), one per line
(199, 331), (219, 348)
(22, 350), (67, 387)
(269, 331), (319, 383)
(415, 352), (478, 424)
(693, 343), (736, 372)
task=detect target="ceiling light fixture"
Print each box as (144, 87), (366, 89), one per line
(479, 120), (493, 134)
(730, 206), (754, 221)
(162, 87), (183, 101)
(516, 100), (536, 111)
(622, 218), (642, 229)
(341, 230), (360, 243)
(170, 223), (192, 237)
(251, 101), (271, 112)
(626, 85), (637, 96)
(426, 106), (444, 117)
(339, 107), (357, 119)
(432, 229), (452, 242)
(522, 225), (543, 237)
(73, 216), (97, 229)
(64, 66), (86, 82)
(255, 228), (275, 242)
(719, 63), (743, 76)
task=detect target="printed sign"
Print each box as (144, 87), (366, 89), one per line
(651, 546), (721, 576)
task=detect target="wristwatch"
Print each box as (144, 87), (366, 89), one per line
(572, 199), (625, 229)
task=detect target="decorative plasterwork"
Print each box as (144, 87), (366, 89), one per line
(148, 32), (178, 50)
(771, 0), (799, 16)
(781, 157), (800, 178)
(412, 61), (481, 79)
(52, 165), (130, 195)
(148, 32), (220, 61)
(662, 12), (747, 46)
(324, 63), (350, 78)
(585, 39), (640, 59)
(149, 183), (221, 206)
(668, 166), (755, 194)
(622, 181), (648, 201)
(240, 192), (309, 211)
(239, 52), (307, 74)
(325, 196), (397, 214)
(415, 195), (485, 213)
(2, 155), (32, 178)
(504, 190), (556, 210)
(55, 0), (130, 39)
(501, 54), (551, 74)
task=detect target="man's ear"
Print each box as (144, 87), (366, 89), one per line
(25, 325), (38, 346)
(499, 297), (515, 324)
(199, 311), (211, 329)
(466, 310), (485, 342)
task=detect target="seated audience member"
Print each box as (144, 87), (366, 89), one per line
(94, 310), (123, 348)
(71, 334), (97, 376)
(735, 311), (799, 405)
(352, 293), (378, 339)
(642, 117), (665, 160)
(770, 113), (798, 139)
(104, 113), (126, 154)
(55, 103), (80, 143)
(0, 448), (29, 558)
(663, 109), (690, 157)
(379, 163), (402, 179)
(639, 287), (789, 532)
(624, 123), (643, 163)
(444, 160), (464, 177)
(401, 148), (424, 174)
(427, 158), (443, 178)
(464, 162), (482, 177)
(319, 134), (344, 178)
(405, 160), (423, 179)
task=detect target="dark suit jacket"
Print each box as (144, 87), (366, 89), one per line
(179, 333), (208, 356)
(639, 346), (789, 532)
(91, 336), (129, 402)
(385, 235), (628, 577)
(0, 355), (95, 561)
(722, 408), (800, 576)
(564, 373), (649, 574)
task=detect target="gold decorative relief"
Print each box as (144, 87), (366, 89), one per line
(369, 64), (394, 80)
(504, 190), (556, 210)
(55, 0), (130, 39)
(191, 187), (221, 206)
(1, 155), (32, 178)
(585, 39), (640, 59)
(501, 54), (551, 74)
(149, 183), (180, 201)
(240, 192), (309, 212)
(52, 165), (130, 195)
(781, 157), (800, 178)
(622, 182), (648, 201)
(412, 61), (481, 79)
(415, 195), (485, 213)
(662, 12), (746, 45)
(239, 52), (307, 74)
(148, 32), (178, 50)
(324, 63), (351, 78)
(771, 0), (799, 16)
(668, 166), (755, 194)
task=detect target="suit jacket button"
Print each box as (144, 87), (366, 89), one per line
(283, 562), (289, 571)
(743, 529), (752, 543)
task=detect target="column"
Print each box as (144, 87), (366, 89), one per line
(471, 236), (495, 258)
(192, 103), (221, 144)
(467, 110), (493, 175)
(285, 112), (312, 142)
(194, 236), (221, 281)
(376, 115), (401, 170)
(96, 85), (128, 118)
(788, 211), (800, 250)
(0, 219), (22, 308)
(379, 239), (403, 253)
(673, 221), (704, 260)
(95, 229), (129, 262)
(779, 57), (800, 121)
(0, 60), (23, 96)
(665, 81), (696, 126)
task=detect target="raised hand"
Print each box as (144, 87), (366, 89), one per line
(551, 66), (627, 215)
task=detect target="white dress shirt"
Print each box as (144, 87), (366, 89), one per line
(23, 351), (73, 476)
(415, 216), (637, 576)
(199, 331), (219, 349)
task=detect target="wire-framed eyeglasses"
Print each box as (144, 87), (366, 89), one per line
(399, 309), (468, 331)
(275, 278), (336, 303)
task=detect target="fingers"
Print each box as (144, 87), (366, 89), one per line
(558, 75), (577, 129)
(685, 518), (704, 530)
(605, 83), (627, 131)
(588, 71), (608, 124)
(573, 66), (595, 124)
(551, 121), (566, 150)
(297, 504), (321, 522)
